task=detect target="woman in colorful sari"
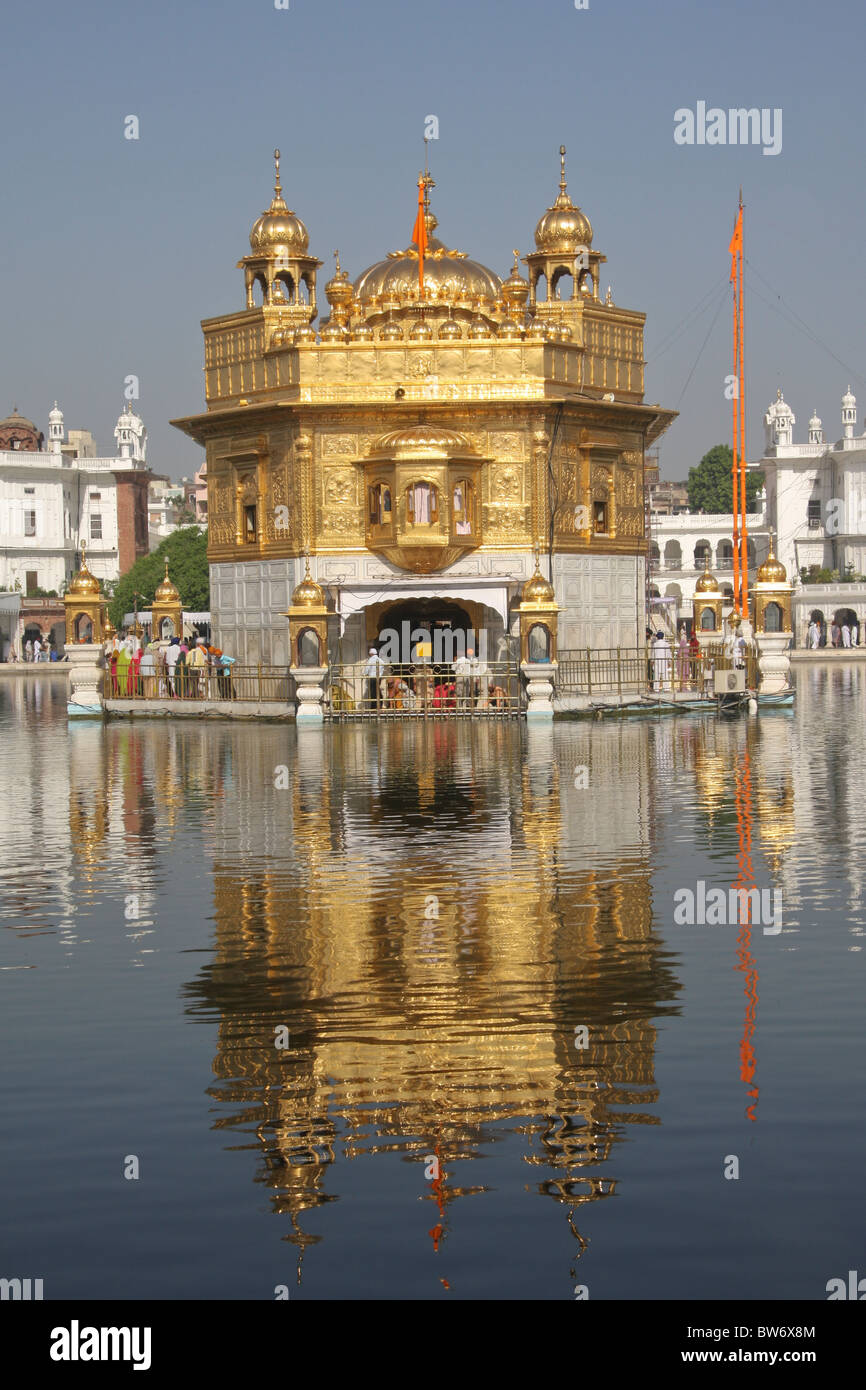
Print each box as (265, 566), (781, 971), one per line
(108, 648), (119, 696)
(115, 643), (131, 696)
(129, 645), (143, 696)
(677, 628), (690, 688)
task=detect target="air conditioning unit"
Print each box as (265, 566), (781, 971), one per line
(714, 669), (745, 694)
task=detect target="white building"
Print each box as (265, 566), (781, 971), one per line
(0, 402), (151, 595)
(650, 496), (769, 629)
(758, 387), (866, 582)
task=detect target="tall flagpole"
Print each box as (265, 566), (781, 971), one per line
(738, 191), (748, 619)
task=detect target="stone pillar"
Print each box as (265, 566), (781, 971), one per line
(521, 660), (557, 720)
(291, 665), (327, 724)
(65, 643), (105, 718)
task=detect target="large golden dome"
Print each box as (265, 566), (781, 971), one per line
(534, 146), (593, 253)
(354, 215), (501, 309)
(249, 150), (309, 255)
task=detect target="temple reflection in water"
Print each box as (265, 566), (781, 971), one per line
(179, 720), (683, 1273)
(43, 683), (824, 1284)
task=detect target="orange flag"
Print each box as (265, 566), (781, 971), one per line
(412, 175), (427, 295)
(728, 207), (743, 282)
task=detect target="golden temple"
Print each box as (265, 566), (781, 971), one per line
(172, 146), (676, 666)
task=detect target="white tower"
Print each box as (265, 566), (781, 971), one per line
(808, 409), (823, 446)
(114, 402), (147, 463)
(48, 400), (64, 455)
(842, 386), (857, 444)
(764, 389), (795, 450)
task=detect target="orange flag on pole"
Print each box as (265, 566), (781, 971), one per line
(412, 174), (427, 296)
(728, 207), (743, 283)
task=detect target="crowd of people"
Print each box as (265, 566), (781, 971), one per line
(9, 635), (61, 662)
(105, 633), (235, 699)
(361, 647), (510, 712)
(807, 617), (860, 649)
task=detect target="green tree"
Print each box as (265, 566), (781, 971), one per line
(109, 527), (209, 630)
(686, 444), (764, 514)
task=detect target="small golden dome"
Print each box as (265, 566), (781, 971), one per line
(102, 611), (116, 638)
(528, 317), (550, 339)
(293, 324), (317, 345)
(558, 323), (573, 342)
(379, 320), (404, 342)
(695, 557), (720, 593)
(468, 317), (493, 339)
(325, 251), (353, 309)
(370, 423), (472, 458)
(154, 559), (180, 602)
(320, 322), (347, 342)
(249, 150), (310, 255)
(756, 542), (787, 584)
(291, 559), (326, 609)
(409, 319), (434, 341)
(498, 319), (523, 339)
(67, 545), (101, 597)
(501, 251), (529, 309)
(353, 322), (374, 341)
(534, 146), (593, 253)
(521, 561), (556, 605)
(438, 318), (463, 340)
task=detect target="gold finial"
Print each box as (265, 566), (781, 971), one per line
(559, 144), (567, 194)
(80, 540), (87, 565)
(512, 248), (521, 273)
(164, 557), (170, 578)
(273, 147), (282, 197)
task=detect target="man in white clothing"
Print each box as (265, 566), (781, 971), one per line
(363, 647), (386, 706)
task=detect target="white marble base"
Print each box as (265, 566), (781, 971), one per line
(291, 665), (327, 723)
(756, 631), (793, 694)
(64, 644), (104, 717)
(521, 661), (557, 721)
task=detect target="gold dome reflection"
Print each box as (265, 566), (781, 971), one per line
(183, 722), (681, 1276)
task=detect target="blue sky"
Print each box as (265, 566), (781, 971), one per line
(1, 0), (863, 481)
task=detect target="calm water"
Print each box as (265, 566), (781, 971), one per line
(1, 670), (863, 1301)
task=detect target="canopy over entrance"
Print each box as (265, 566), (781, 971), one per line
(334, 581), (512, 634)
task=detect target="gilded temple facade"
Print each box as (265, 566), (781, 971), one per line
(173, 148), (675, 665)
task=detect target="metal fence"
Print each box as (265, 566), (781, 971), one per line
(557, 644), (760, 696)
(106, 664), (294, 703)
(326, 662), (525, 719)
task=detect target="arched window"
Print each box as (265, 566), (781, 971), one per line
(298, 628), (321, 666)
(535, 272), (548, 303)
(552, 268), (574, 301)
(244, 503), (257, 543)
(75, 614), (93, 642)
(593, 499), (607, 534)
(251, 274), (267, 307)
(161, 617), (175, 639)
(764, 602), (783, 633)
(368, 483), (392, 527)
(717, 540), (733, 567)
(406, 481), (438, 525)
(700, 609), (717, 631)
(694, 540), (711, 567)
(273, 271), (294, 304)
(452, 479), (473, 535)
(664, 539), (682, 570)
(528, 623), (550, 662)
